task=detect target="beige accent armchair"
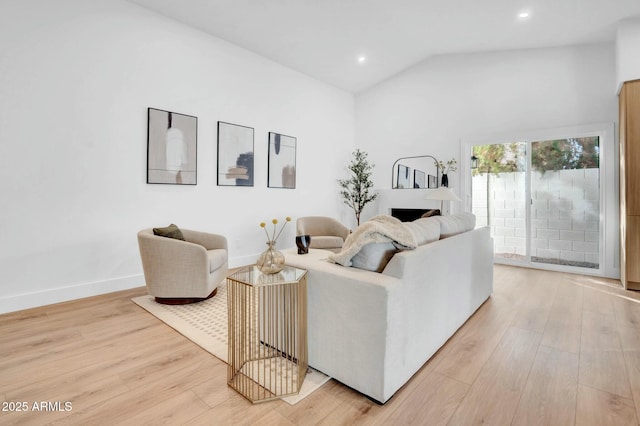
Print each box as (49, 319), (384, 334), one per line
(137, 229), (228, 304)
(296, 216), (350, 253)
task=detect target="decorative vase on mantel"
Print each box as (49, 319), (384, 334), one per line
(256, 240), (285, 274)
(441, 173), (449, 187)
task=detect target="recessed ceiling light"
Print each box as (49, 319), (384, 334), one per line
(518, 11), (530, 19)
(358, 56), (366, 64)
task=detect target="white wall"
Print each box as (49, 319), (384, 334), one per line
(355, 44), (619, 277)
(616, 18), (640, 91)
(356, 44), (616, 191)
(0, 0), (355, 313)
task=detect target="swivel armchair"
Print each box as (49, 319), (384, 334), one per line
(137, 228), (228, 304)
(296, 216), (350, 253)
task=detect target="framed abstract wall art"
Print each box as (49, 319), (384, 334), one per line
(147, 107), (197, 185)
(268, 132), (296, 189)
(217, 121), (254, 186)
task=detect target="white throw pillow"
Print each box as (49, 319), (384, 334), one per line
(403, 218), (441, 245)
(351, 242), (398, 272)
(433, 212), (476, 238)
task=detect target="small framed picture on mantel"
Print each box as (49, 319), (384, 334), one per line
(396, 164), (410, 189)
(413, 169), (426, 188)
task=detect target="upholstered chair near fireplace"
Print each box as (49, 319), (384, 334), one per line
(137, 227), (228, 304)
(296, 216), (350, 253)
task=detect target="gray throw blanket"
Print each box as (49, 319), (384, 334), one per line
(329, 215), (417, 266)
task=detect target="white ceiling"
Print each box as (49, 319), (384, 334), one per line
(128, 0), (640, 93)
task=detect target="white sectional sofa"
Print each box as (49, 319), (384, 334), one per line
(284, 213), (493, 403)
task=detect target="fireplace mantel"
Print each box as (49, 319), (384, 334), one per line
(376, 188), (457, 217)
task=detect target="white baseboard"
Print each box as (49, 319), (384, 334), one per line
(0, 254), (261, 315)
(0, 274), (145, 315)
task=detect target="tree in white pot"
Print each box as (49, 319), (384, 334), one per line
(338, 149), (378, 226)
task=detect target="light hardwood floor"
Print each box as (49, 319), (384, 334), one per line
(2, 265), (640, 425)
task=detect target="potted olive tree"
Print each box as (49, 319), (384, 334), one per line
(338, 149), (378, 226)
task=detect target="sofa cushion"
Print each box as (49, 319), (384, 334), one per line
(309, 236), (344, 249)
(351, 242), (398, 272)
(403, 218), (441, 245)
(432, 213), (476, 238)
(153, 224), (185, 240)
(207, 249), (228, 273)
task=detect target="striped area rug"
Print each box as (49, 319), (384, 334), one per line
(132, 283), (330, 405)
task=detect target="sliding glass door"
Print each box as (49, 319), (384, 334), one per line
(470, 135), (601, 274)
(529, 137), (600, 269)
(471, 142), (527, 262)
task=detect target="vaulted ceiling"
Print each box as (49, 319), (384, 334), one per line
(128, 0), (640, 93)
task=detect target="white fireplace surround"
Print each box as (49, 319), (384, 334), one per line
(375, 188), (461, 219)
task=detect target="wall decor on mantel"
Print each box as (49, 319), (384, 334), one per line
(268, 132), (296, 189)
(413, 169), (426, 188)
(147, 107), (197, 185)
(217, 121), (254, 187)
(396, 164), (410, 188)
(391, 155), (440, 189)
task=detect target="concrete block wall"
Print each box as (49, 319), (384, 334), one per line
(472, 168), (599, 267)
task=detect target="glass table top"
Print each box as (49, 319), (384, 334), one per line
(228, 265), (307, 287)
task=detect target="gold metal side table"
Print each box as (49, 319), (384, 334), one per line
(226, 265), (308, 403)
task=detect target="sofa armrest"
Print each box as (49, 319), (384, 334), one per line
(284, 248), (402, 401)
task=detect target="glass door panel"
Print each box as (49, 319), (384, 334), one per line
(471, 143), (528, 263)
(530, 137), (600, 269)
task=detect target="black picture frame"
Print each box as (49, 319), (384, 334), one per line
(217, 121), (254, 187)
(428, 174), (438, 188)
(397, 164), (410, 188)
(146, 107), (197, 185)
(413, 169), (426, 188)
(268, 132), (296, 189)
